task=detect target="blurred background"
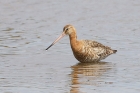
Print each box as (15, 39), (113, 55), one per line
(0, 0), (140, 93)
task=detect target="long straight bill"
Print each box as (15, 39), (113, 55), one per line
(46, 32), (65, 50)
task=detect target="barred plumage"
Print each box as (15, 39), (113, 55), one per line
(46, 25), (117, 62)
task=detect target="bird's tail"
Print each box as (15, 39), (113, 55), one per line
(113, 50), (117, 53)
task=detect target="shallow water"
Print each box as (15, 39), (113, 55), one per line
(0, 0), (140, 93)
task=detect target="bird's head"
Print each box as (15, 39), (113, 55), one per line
(46, 24), (76, 50)
(63, 25), (76, 35)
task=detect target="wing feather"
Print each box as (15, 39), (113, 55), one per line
(83, 40), (112, 56)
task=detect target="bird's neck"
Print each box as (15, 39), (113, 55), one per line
(69, 32), (78, 50)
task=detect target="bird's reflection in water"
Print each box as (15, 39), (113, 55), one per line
(70, 61), (114, 93)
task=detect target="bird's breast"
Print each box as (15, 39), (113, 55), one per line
(72, 44), (94, 62)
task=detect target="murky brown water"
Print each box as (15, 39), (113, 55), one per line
(0, 0), (140, 93)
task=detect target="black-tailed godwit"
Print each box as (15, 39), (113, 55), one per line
(46, 25), (117, 62)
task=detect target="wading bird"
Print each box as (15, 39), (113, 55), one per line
(46, 25), (117, 62)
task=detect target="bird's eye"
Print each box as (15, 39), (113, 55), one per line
(66, 28), (68, 31)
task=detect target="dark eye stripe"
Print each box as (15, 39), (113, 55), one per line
(65, 28), (68, 31)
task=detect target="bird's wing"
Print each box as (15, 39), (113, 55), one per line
(92, 47), (106, 56)
(83, 40), (110, 48)
(83, 40), (112, 56)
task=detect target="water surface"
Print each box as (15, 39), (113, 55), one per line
(0, 0), (140, 93)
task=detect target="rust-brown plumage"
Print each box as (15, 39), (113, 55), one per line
(46, 25), (117, 62)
